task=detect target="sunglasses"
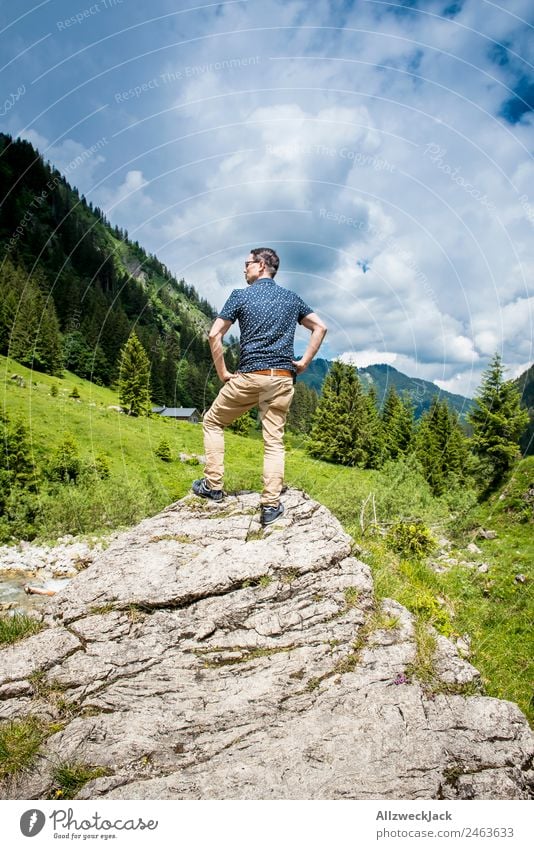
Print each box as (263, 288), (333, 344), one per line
(244, 260), (260, 267)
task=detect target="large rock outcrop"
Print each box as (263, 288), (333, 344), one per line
(1, 490), (532, 799)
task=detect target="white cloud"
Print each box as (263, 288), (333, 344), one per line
(6, 0), (533, 396)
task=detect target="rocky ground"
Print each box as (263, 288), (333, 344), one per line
(0, 490), (532, 800)
(0, 536), (113, 613)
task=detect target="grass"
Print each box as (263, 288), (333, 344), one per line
(50, 762), (112, 799)
(0, 716), (46, 779)
(0, 613), (46, 645)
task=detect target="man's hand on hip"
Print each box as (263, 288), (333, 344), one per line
(291, 359), (308, 375)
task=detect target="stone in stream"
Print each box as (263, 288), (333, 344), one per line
(0, 490), (532, 800)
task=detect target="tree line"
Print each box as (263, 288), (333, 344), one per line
(305, 356), (528, 495)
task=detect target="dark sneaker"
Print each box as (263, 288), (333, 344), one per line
(260, 502), (284, 526)
(192, 478), (223, 502)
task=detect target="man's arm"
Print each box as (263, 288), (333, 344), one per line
(292, 312), (328, 375)
(208, 317), (234, 382)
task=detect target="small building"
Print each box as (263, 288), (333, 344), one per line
(151, 406), (200, 423)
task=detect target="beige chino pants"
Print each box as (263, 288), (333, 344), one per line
(202, 371), (294, 506)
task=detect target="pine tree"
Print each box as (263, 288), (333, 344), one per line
(229, 409), (256, 435)
(287, 382), (318, 434)
(307, 361), (370, 466)
(118, 332), (152, 416)
(415, 397), (468, 495)
(468, 353), (529, 485)
(363, 385), (385, 468)
(381, 386), (414, 460)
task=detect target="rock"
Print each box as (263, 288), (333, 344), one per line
(0, 490), (532, 801)
(437, 537), (452, 549)
(478, 563), (490, 574)
(456, 634), (472, 658)
(477, 529), (497, 540)
(514, 574), (527, 584)
(432, 633), (479, 685)
(438, 556), (459, 567)
(466, 543), (483, 555)
(429, 561), (448, 574)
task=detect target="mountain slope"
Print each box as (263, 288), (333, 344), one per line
(0, 132), (225, 409)
(513, 363), (534, 456)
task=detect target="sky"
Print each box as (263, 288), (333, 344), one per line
(1, 0), (533, 397)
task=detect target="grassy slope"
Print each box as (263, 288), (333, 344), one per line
(2, 354), (532, 724)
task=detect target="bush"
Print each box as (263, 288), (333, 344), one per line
(0, 488), (41, 543)
(50, 383), (59, 397)
(35, 475), (161, 538)
(371, 455), (436, 522)
(47, 434), (81, 484)
(387, 520), (436, 557)
(229, 410), (255, 436)
(69, 386), (80, 399)
(154, 439), (172, 462)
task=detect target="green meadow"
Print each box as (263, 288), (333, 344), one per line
(1, 354), (533, 725)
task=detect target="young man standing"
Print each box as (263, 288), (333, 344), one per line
(193, 248), (327, 525)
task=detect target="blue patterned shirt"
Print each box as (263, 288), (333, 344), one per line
(218, 278), (313, 374)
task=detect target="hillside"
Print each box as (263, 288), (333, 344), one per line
(298, 359), (473, 420)
(0, 133), (228, 411)
(514, 363), (534, 455)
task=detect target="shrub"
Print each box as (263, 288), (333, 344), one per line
(229, 410), (255, 435)
(371, 455), (436, 522)
(185, 456), (200, 465)
(47, 433), (81, 484)
(36, 475), (160, 538)
(50, 383), (59, 397)
(387, 520), (436, 557)
(154, 439), (172, 462)
(69, 386), (80, 399)
(0, 488), (41, 543)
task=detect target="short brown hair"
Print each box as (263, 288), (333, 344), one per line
(251, 247), (279, 277)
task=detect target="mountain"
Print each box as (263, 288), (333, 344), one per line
(298, 359), (473, 420)
(0, 133), (228, 410)
(513, 363), (534, 455)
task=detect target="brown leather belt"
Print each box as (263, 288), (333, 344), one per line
(249, 368), (293, 377)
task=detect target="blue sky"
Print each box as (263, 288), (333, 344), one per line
(2, 0), (533, 396)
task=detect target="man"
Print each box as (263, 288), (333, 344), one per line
(193, 247), (327, 525)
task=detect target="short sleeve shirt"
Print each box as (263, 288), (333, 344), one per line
(218, 278), (313, 374)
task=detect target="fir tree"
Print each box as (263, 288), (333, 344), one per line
(118, 332), (152, 416)
(287, 382), (318, 434)
(154, 438), (172, 462)
(229, 409), (256, 435)
(381, 386), (414, 460)
(415, 397), (468, 495)
(307, 361), (370, 466)
(468, 353), (529, 486)
(363, 385), (385, 468)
